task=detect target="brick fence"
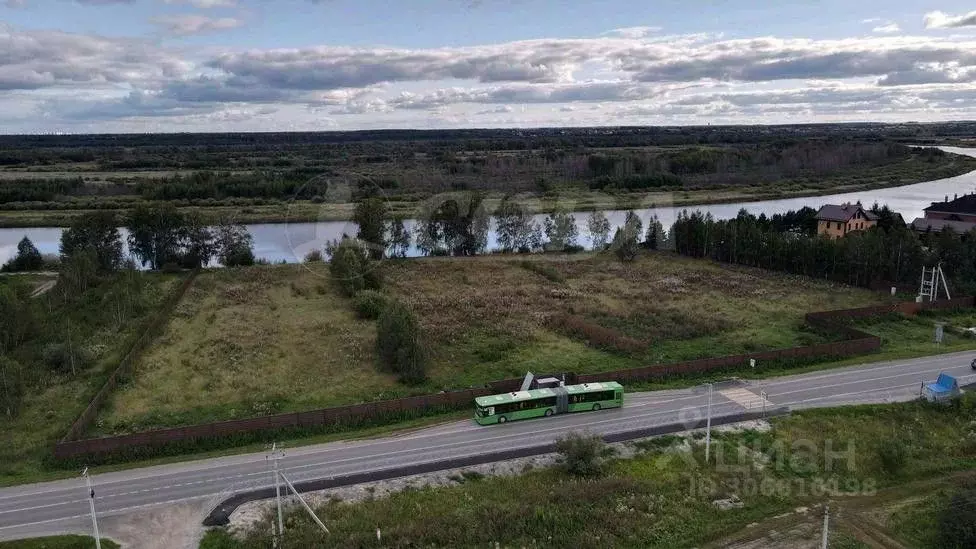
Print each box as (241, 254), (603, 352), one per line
(51, 295), (974, 461)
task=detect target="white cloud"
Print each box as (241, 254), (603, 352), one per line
(603, 26), (662, 39)
(924, 10), (976, 29)
(5, 21), (976, 130)
(161, 0), (237, 7)
(150, 14), (244, 36)
(0, 25), (191, 91)
(872, 22), (900, 34)
(474, 105), (513, 115)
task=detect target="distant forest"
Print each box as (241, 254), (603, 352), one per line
(0, 122), (974, 217)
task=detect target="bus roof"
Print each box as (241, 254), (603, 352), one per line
(474, 381), (623, 407)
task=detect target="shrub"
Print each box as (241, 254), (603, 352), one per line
(222, 247), (255, 267)
(0, 357), (23, 418)
(611, 226), (640, 262)
(878, 438), (909, 475)
(518, 260), (564, 283)
(551, 314), (644, 353)
(937, 483), (976, 548)
(555, 431), (615, 476)
(376, 299), (427, 384)
(355, 290), (388, 320)
(41, 342), (89, 373)
(327, 237), (382, 296)
(199, 529), (240, 549)
(160, 262), (182, 274)
(304, 249), (324, 263)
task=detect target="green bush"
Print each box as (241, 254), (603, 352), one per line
(41, 342), (89, 373)
(197, 530), (240, 549)
(0, 535), (119, 549)
(0, 357), (23, 418)
(518, 260), (564, 283)
(877, 438), (909, 475)
(327, 237), (382, 296)
(304, 249), (324, 263)
(376, 299), (427, 384)
(937, 483), (976, 548)
(354, 290), (388, 319)
(555, 431), (615, 476)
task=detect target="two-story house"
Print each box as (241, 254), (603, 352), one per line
(816, 203), (877, 239)
(911, 193), (976, 235)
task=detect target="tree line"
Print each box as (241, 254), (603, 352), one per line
(669, 204), (976, 294)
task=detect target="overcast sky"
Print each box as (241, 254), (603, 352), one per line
(2, 0), (976, 133)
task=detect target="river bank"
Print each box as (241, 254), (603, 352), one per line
(1, 149), (974, 230)
(3, 147), (976, 264)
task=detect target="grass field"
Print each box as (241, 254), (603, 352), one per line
(851, 308), (976, 357)
(97, 265), (396, 433)
(0, 273), (179, 484)
(99, 253), (885, 434)
(199, 395), (976, 548)
(385, 253), (884, 385)
(0, 536), (119, 549)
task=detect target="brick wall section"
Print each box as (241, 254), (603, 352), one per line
(52, 296), (973, 461)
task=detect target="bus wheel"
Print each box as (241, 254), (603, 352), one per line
(592, 403), (601, 411)
(498, 416), (507, 424)
(545, 409), (554, 417)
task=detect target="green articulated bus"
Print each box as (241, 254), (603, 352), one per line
(474, 381), (624, 425)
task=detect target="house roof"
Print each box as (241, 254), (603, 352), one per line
(910, 217), (976, 234)
(923, 193), (976, 215)
(816, 204), (876, 222)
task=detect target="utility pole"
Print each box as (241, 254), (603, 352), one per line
(820, 503), (830, 549)
(269, 443), (285, 546)
(82, 467), (101, 549)
(705, 383), (713, 464)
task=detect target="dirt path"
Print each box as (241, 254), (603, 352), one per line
(30, 279), (56, 298)
(709, 471), (976, 548)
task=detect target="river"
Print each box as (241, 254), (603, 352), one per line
(2, 146), (976, 265)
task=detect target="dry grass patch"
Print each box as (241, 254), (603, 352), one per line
(385, 252), (885, 372)
(99, 265), (397, 433)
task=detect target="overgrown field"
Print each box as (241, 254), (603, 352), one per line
(100, 253), (884, 433)
(0, 272), (178, 485)
(97, 265), (393, 434)
(200, 396), (976, 548)
(850, 308), (976, 358)
(385, 253), (884, 386)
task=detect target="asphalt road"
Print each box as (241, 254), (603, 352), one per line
(1, 351), (974, 540)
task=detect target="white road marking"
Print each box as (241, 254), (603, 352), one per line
(719, 388), (769, 409)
